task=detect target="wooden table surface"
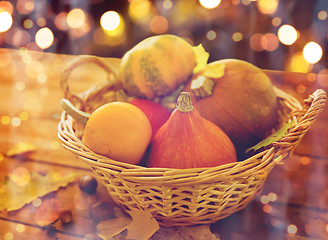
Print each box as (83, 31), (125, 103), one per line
(0, 48), (327, 240)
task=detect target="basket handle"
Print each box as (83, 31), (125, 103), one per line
(273, 89), (327, 158)
(60, 55), (120, 111)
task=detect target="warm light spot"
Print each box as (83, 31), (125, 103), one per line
(250, 33), (264, 51)
(11, 117), (21, 127)
(19, 112), (29, 121)
(16, 224), (25, 233)
(261, 33), (279, 51)
(4, 232), (13, 240)
(278, 24), (298, 45)
(15, 81), (26, 91)
(318, 69), (328, 88)
(288, 52), (310, 73)
(23, 19), (33, 29)
(241, 0), (251, 6)
(36, 17), (46, 27)
(0, 11), (13, 32)
(11, 167), (31, 186)
(287, 224), (298, 234)
(272, 17), (281, 27)
(0, 153), (4, 162)
(1, 116), (11, 125)
(51, 141), (61, 150)
(303, 41), (322, 64)
(67, 8), (86, 29)
(163, 0), (173, 9)
(231, 0), (240, 5)
(207, 30), (217, 40)
(25, 60), (44, 79)
(12, 30), (31, 48)
(307, 73), (316, 82)
(232, 32), (243, 42)
(296, 84), (306, 94)
(55, 12), (69, 31)
(0, 1), (14, 14)
(199, 0), (221, 9)
(263, 204), (272, 213)
(268, 192), (277, 202)
(17, 0), (34, 15)
(150, 15), (168, 34)
(33, 198), (42, 207)
(35, 27), (54, 49)
(100, 11), (120, 31)
(37, 73), (47, 83)
(257, 0), (278, 14)
(128, 0), (151, 22)
(318, 10), (327, 20)
(300, 156), (310, 165)
(260, 195), (270, 204)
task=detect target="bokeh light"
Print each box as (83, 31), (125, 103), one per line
(150, 15), (168, 34)
(278, 24), (298, 45)
(35, 27), (54, 49)
(207, 30), (217, 40)
(55, 12), (69, 31)
(100, 11), (121, 31)
(0, 1), (14, 15)
(287, 224), (298, 235)
(199, 0), (221, 9)
(303, 41), (323, 64)
(67, 8), (86, 29)
(257, 0), (279, 14)
(287, 52), (311, 73)
(11, 167), (31, 186)
(128, 0), (151, 22)
(232, 32), (243, 42)
(318, 10), (327, 20)
(17, 0), (34, 15)
(0, 11), (13, 33)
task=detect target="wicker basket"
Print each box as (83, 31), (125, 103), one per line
(58, 56), (327, 227)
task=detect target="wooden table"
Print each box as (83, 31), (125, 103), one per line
(0, 48), (327, 239)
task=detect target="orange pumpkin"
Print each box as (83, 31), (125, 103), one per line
(61, 99), (152, 165)
(147, 92), (237, 169)
(183, 59), (279, 158)
(119, 34), (196, 99)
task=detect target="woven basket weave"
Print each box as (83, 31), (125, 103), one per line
(58, 56), (327, 227)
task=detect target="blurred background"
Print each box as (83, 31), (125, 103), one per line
(0, 0), (327, 75)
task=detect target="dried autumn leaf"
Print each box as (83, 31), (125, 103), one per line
(97, 207), (132, 240)
(126, 209), (160, 240)
(35, 198), (61, 227)
(6, 142), (36, 157)
(0, 170), (79, 211)
(150, 224), (219, 240)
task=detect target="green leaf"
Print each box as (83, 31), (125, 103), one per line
(192, 44), (209, 74)
(246, 119), (296, 153)
(0, 170), (79, 211)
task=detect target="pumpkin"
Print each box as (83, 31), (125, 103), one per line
(116, 90), (171, 140)
(61, 99), (152, 165)
(183, 59), (279, 159)
(119, 34), (196, 99)
(147, 92), (237, 169)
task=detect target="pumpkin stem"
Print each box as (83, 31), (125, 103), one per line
(190, 76), (215, 98)
(176, 92), (193, 113)
(60, 99), (90, 126)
